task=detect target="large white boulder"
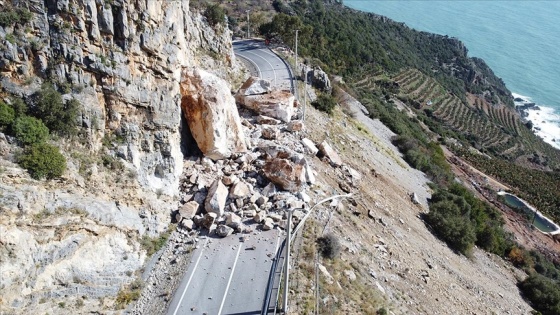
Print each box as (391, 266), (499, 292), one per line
(180, 68), (247, 160)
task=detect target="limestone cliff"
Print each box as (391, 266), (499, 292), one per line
(0, 0), (242, 312)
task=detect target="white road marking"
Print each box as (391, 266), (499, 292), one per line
(217, 243), (244, 315)
(171, 238), (209, 315)
(237, 53), (262, 78)
(243, 50), (278, 85)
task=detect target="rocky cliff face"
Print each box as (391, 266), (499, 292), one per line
(0, 0), (242, 312)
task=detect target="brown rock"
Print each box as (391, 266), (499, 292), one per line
(261, 126), (280, 140)
(180, 68), (247, 160)
(202, 213), (218, 229)
(263, 158), (305, 192)
(256, 115), (281, 125)
(287, 120), (305, 132)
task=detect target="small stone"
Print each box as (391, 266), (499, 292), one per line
(255, 196), (268, 207)
(256, 115), (281, 125)
(222, 175), (239, 186)
(287, 120), (305, 132)
(268, 213), (283, 222)
(181, 219), (194, 231)
(301, 138), (319, 155)
(344, 270), (357, 282)
(216, 225), (234, 237)
(262, 182), (277, 197)
(225, 213), (242, 228)
(243, 209), (257, 217)
(230, 181), (252, 199)
(202, 213), (218, 229)
(318, 141), (343, 166)
(298, 192), (311, 203)
(254, 211), (266, 223)
(261, 126), (280, 140)
(262, 218), (274, 230)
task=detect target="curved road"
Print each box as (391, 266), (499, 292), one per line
(233, 40), (293, 93)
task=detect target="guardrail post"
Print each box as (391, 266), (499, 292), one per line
(282, 209), (293, 314)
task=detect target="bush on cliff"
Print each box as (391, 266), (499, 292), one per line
(518, 273), (560, 315)
(204, 4), (225, 27)
(311, 93), (337, 114)
(0, 101), (15, 129)
(33, 83), (79, 136)
(18, 143), (66, 180)
(13, 116), (49, 145)
(317, 233), (341, 259)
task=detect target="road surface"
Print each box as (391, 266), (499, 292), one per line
(166, 231), (282, 315)
(233, 40), (293, 92)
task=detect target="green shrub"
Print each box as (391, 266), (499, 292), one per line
(115, 278), (143, 309)
(0, 7), (32, 27)
(311, 94), (337, 114)
(519, 274), (560, 315)
(5, 33), (16, 44)
(140, 229), (172, 257)
(9, 97), (28, 117)
(0, 101), (15, 128)
(13, 116), (49, 145)
(316, 233), (341, 259)
(204, 4), (225, 27)
(18, 143), (66, 180)
(425, 198), (476, 255)
(33, 83), (79, 136)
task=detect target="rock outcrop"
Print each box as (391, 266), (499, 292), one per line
(0, 0), (242, 312)
(301, 65), (332, 92)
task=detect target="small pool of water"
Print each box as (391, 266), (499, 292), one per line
(501, 193), (559, 233)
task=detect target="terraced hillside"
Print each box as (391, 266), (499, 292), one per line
(384, 69), (560, 166)
(352, 68), (559, 168)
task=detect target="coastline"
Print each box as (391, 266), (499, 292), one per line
(513, 92), (560, 150)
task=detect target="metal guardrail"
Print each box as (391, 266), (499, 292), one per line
(264, 193), (353, 314)
(262, 238), (286, 314)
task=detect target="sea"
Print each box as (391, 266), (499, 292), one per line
(345, 0), (560, 149)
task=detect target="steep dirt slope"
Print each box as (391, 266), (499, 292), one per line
(287, 100), (532, 314)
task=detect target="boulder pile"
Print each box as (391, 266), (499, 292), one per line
(174, 78), (346, 237)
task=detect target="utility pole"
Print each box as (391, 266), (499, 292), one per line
(294, 29), (299, 101)
(246, 10), (250, 39)
(303, 65), (307, 121)
(283, 209), (293, 314)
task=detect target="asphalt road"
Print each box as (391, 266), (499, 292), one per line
(166, 230), (282, 315)
(233, 40), (293, 92)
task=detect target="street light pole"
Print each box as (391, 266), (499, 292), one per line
(283, 209), (293, 314)
(294, 29), (299, 100)
(246, 10), (250, 39)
